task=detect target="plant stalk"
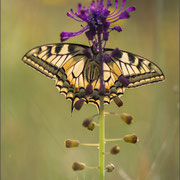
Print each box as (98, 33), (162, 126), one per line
(99, 96), (105, 180)
(98, 32), (105, 180)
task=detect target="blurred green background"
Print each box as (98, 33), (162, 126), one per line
(1, 0), (179, 179)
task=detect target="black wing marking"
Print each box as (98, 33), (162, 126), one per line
(104, 48), (165, 88)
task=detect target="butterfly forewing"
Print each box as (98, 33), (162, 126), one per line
(22, 43), (87, 78)
(104, 49), (165, 88)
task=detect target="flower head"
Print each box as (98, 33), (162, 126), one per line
(105, 163), (115, 172)
(72, 162), (86, 171)
(65, 139), (80, 148)
(60, 0), (135, 42)
(110, 145), (120, 154)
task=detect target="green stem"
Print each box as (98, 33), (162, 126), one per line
(97, 31), (105, 180)
(99, 96), (105, 180)
(80, 143), (99, 147)
(105, 138), (123, 142)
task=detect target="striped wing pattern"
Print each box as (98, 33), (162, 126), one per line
(22, 43), (165, 111)
(104, 49), (165, 89)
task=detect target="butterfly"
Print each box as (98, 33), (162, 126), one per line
(22, 43), (165, 111)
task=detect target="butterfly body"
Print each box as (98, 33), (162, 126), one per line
(22, 43), (165, 110)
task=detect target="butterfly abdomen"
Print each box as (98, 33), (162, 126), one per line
(85, 61), (100, 83)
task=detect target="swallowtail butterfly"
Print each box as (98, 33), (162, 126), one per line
(22, 43), (165, 110)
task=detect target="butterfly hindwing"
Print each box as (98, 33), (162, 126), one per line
(23, 43), (100, 110)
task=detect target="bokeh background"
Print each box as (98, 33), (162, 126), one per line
(1, 0), (179, 179)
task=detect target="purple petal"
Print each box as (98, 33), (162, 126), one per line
(106, 0), (111, 8)
(99, 0), (104, 7)
(85, 30), (95, 40)
(115, 0), (119, 8)
(108, 0), (126, 18)
(100, 15), (107, 24)
(67, 12), (83, 22)
(67, 12), (73, 18)
(60, 26), (88, 42)
(99, 83), (105, 95)
(85, 84), (93, 95)
(74, 99), (84, 110)
(118, 75), (130, 87)
(122, 0), (126, 7)
(60, 32), (73, 42)
(77, 3), (82, 13)
(79, 10), (88, 20)
(60, 37), (69, 42)
(97, 24), (103, 33)
(111, 48), (122, 58)
(109, 0), (119, 16)
(119, 11), (130, 19)
(103, 32), (109, 41)
(83, 6), (88, 12)
(113, 26), (122, 32)
(126, 6), (136, 12)
(60, 35), (69, 42)
(103, 55), (111, 63)
(90, 0), (95, 7)
(102, 9), (110, 17)
(103, 22), (110, 31)
(70, 9), (76, 16)
(61, 32), (73, 37)
(75, 26), (89, 35)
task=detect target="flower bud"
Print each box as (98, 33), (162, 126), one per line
(60, 32), (74, 42)
(103, 31), (109, 41)
(87, 121), (96, 131)
(121, 113), (134, 124)
(113, 26), (122, 32)
(72, 162), (86, 171)
(97, 24), (103, 33)
(85, 84), (93, 95)
(99, 84), (105, 95)
(113, 96), (123, 107)
(85, 30), (95, 40)
(74, 99), (84, 110)
(103, 22), (110, 31)
(100, 15), (107, 24)
(118, 75), (130, 87)
(65, 139), (80, 148)
(111, 48), (122, 58)
(82, 117), (93, 128)
(82, 117), (96, 131)
(110, 145), (120, 155)
(105, 163), (115, 172)
(103, 55), (111, 63)
(123, 134), (139, 144)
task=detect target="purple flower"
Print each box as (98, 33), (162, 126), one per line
(103, 54), (111, 63)
(111, 48), (122, 58)
(118, 75), (130, 87)
(60, 0), (135, 42)
(74, 99), (85, 110)
(85, 84), (93, 95)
